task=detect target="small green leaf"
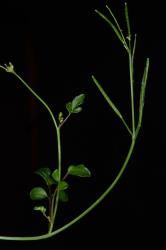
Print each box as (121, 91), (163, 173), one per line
(59, 181), (69, 190)
(66, 102), (72, 113)
(34, 206), (46, 214)
(66, 94), (85, 114)
(52, 169), (59, 182)
(71, 94), (85, 111)
(30, 187), (48, 200)
(72, 107), (82, 113)
(35, 168), (55, 185)
(68, 164), (91, 177)
(59, 190), (69, 202)
(52, 171), (68, 190)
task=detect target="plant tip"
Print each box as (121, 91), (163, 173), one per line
(4, 62), (14, 73)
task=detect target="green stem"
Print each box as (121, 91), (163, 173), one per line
(59, 113), (71, 128)
(13, 70), (58, 130)
(12, 71), (62, 233)
(48, 127), (61, 233)
(0, 65), (6, 71)
(125, 3), (135, 136)
(0, 64), (62, 234)
(47, 188), (52, 231)
(0, 136), (136, 241)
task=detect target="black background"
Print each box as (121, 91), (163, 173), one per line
(0, 0), (165, 248)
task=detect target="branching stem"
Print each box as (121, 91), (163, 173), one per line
(0, 64), (62, 234)
(0, 2), (149, 242)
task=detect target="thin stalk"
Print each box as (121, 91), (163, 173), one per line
(47, 188), (52, 231)
(106, 5), (127, 49)
(12, 71), (58, 131)
(59, 113), (71, 128)
(48, 127), (61, 233)
(0, 65), (6, 71)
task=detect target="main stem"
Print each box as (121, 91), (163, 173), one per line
(49, 127), (61, 233)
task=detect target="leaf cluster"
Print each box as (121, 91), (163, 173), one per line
(30, 164), (91, 218)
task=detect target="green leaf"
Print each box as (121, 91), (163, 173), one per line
(34, 206), (46, 214)
(52, 169), (59, 182)
(71, 94), (85, 111)
(66, 102), (72, 113)
(66, 94), (85, 114)
(30, 187), (48, 200)
(59, 181), (69, 190)
(52, 170), (68, 189)
(59, 190), (69, 202)
(35, 168), (55, 185)
(72, 107), (82, 113)
(68, 164), (91, 177)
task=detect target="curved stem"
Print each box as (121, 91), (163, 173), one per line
(12, 71), (58, 130)
(0, 136), (136, 241)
